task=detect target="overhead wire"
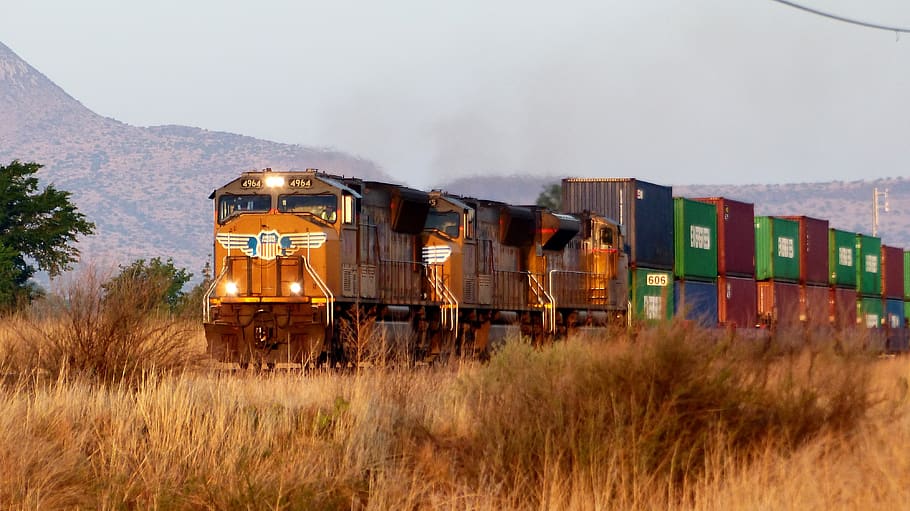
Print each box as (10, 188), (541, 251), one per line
(769, 0), (910, 34)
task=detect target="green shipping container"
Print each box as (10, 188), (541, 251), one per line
(630, 268), (674, 322)
(673, 198), (718, 280)
(856, 234), (881, 296)
(829, 229), (857, 288)
(754, 217), (800, 282)
(904, 251), (910, 299)
(905, 301), (910, 324)
(857, 296), (883, 328)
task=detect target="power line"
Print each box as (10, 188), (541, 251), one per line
(769, 0), (910, 34)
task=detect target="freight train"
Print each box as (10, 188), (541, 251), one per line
(203, 168), (628, 366)
(203, 170), (909, 366)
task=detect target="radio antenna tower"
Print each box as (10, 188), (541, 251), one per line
(873, 187), (889, 237)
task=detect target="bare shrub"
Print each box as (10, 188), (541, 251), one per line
(8, 268), (201, 384)
(337, 306), (413, 369)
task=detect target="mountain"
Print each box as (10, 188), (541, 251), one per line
(438, 175), (910, 249)
(0, 41), (389, 278)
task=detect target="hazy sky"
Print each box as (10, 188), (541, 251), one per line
(3, 0), (910, 189)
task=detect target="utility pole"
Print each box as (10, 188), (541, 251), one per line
(873, 187), (889, 237)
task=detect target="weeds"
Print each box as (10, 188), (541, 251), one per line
(460, 322), (875, 506)
(0, 315), (900, 509)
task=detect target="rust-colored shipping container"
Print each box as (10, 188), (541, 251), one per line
(881, 245), (905, 299)
(799, 284), (830, 327)
(757, 280), (801, 328)
(717, 275), (757, 328)
(781, 216), (829, 285)
(693, 197), (755, 277)
(829, 287), (858, 328)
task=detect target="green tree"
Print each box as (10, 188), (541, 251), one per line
(105, 257), (192, 314)
(0, 160), (94, 308)
(535, 183), (561, 210)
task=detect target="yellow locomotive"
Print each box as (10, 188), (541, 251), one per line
(203, 168), (628, 366)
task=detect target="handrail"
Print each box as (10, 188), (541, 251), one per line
(203, 258), (230, 323)
(302, 255), (334, 326)
(528, 272), (556, 333)
(424, 263), (458, 332)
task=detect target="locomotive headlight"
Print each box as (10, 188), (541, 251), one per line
(289, 282), (302, 294)
(225, 281), (239, 295)
(265, 175), (285, 188)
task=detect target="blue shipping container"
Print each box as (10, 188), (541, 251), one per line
(885, 299), (908, 352)
(886, 298), (905, 329)
(562, 178), (674, 269)
(674, 279), (718, 327)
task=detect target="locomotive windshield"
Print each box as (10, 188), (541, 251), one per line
(279, 194), (338, 223)
(425, 210), (461, 238)
(218, 194), (271, 223)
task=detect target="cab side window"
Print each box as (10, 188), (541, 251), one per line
(599, 227), (614, 247)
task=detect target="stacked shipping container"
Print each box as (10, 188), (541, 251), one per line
(673, 198), (718, 326)
(905, 251), (910, 335)
(882, 245), (907, 350)
(782, 216), (829, 328)
(829, 228), (858, 329)
(562, 178), (674, 322)
(754, 216), (800, 327)
(854, 234), (883, 338)
(693, 198), (756, 328)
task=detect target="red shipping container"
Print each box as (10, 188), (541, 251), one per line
(718, 275), (757, 328)
(781, 216), (829, 285)
(800, 284), (830, 327)
(881, 245), (905, 299)
(829, 287), (858, 328)
(693, 197), (755, 277)
(757, 280), (801, 328)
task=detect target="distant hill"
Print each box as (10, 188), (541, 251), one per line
(0, 41), (389, 277)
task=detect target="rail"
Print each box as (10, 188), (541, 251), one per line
(376, 258), (424, 302)
(528, 272), (556, 333)
(424, 263), (459, 332)
(203, 258), (230, 323)
(548, 269), (612, 305)
(302, 254), (334, 326)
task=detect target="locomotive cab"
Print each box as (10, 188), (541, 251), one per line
(204, 169), (358, 366)
(423, 193), (472, 304)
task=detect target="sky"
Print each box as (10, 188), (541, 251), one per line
(3, 0), (910, 189)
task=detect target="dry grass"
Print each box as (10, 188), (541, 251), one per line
(0, 307), (907, 509)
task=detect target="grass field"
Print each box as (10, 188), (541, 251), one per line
(2, 312), (909, 510)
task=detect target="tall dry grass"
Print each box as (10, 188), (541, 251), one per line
(1, 306), (906, 509)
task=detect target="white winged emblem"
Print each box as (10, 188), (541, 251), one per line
(216, 230), (328, 260)
(422, 245), (453, 264)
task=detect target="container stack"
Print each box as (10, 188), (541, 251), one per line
(672, 198), (718, 327)
(781, 216), (829, 328)
(754, 216), (801, 328)
(881, 245), (907, 350)
(829, 228), (858, 328)
(562, 178), (674, 322)
(855, 234), (882, 329)
(905, 250), (910, 331)
(693, 197), (756, 328)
